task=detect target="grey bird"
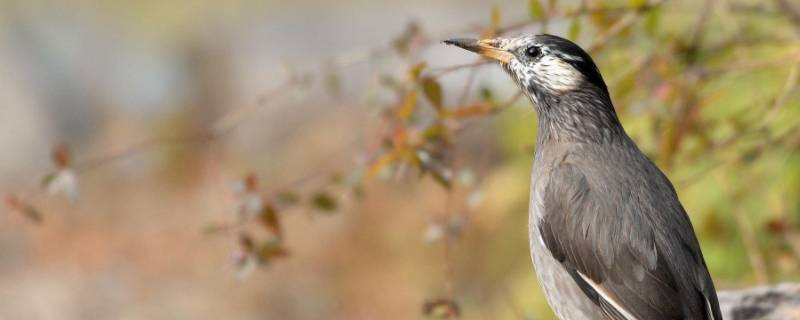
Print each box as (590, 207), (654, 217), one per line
(444, 34), (722, 320)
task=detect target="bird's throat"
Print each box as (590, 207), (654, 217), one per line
(530, 88), (624, 145)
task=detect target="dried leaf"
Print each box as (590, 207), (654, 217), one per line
(529, 0), (545, 21)
(397, 90), (418, 120)
(420, 77), (444, 112)
(766, 217), (788, 235)
(366, 150), (401, 179)
(310, 191), (338, 212)
(259, 203), (282, 238)
(568, 17), (582, 40)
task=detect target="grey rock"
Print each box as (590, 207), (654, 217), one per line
(718, 283), (800, 320)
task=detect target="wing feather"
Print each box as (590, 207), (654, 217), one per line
(540, 162), (721, 319)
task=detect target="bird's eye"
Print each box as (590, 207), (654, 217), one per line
(525, 46), (541, 58)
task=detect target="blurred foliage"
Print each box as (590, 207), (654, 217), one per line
(4, 0), (800, 319)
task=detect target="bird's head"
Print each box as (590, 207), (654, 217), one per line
(445, 34), (622, 142)
(444, 34), (609, 104)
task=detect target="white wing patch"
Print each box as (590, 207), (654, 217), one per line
(577, 272), (639, 320)
(705, 297), (715, 320)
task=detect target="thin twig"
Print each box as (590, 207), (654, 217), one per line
(587, 0), (667, 53)
(761, 62), (800, 127)
(427, 61), (491, 78)
(457, 60), (482, 106)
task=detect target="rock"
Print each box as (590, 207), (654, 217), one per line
(718, 283), (800, 320)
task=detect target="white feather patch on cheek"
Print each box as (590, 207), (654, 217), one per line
(532, 56), (583, 92)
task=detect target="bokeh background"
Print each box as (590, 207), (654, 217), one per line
(1, 0), (799, 319)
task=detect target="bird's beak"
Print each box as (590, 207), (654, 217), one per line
(443, 38), (513, 64)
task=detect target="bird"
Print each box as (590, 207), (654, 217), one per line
(444, 34), (722, 320)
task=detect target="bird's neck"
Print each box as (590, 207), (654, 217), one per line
(530, 87), (626, 145)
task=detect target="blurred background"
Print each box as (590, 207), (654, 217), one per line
(0, 0), (799, 319)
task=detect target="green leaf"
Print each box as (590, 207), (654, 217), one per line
(407, 62), (427, 82)
(644, 7), (660, 36)
(529, 0), (545, 21)
(420, 77), (444, 111)
(568, 17), (582, 40)
(422, 123), (447, 140)
(397, 90), (418, 120)
(628, 0), (647, 9)
(259, 203), (281, 237)
(257, 239), (289, 264)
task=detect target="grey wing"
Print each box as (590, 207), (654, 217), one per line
(539, 163), (721, 320)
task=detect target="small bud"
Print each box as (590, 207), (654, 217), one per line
(52, 144), (72, 169)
